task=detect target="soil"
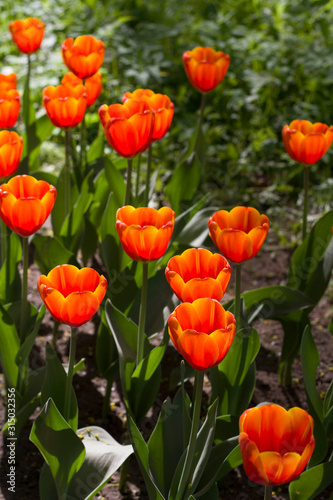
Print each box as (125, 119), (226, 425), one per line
(0, 234), (333, 500)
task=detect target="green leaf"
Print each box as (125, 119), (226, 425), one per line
(242, 286), (313, 321)
(216, 444), (243, 480)
(100, 192), (123, 277)
(30, 398), (85, 500)
(88, 170), (111, 231)
(80, 215), (99, 265)
(214, 415), (241, 443)
(40, 343), (78, 431)
(195, 437), (239, 496)
(288, 209), (333, 305)
(87, 132), (105, 164)
(95, 312), (118, 378)
(51, 169), (79, 238)
(210, 328), (260, 416)
(60, 171), (94, 252)
(0, 303), (20, 387)
(289, 461), (333, 500)
(176, 206), (219, 248)
(165, 151), (202, 214)
(66, 426), (133, 500)
(128, 416), (166, 500)
(0, 232), (22, 303)
(329, 317), (333, 336)
(148, 391), (188, 497)
(15, 305), (45, 374)
(301, 326), (323, 419)
(301, 325), (327, 465)
(20, 114), (54, 173)
(32, 234), (77, 275)
(104, 156), (125, 207)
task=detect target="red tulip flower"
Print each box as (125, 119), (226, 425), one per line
(42, 83), (87, 129)
(282, 120), (333, 165)
(116, 205), (175, 262)
(99, 99), (154, 158)
(0, 73), (17, 91)
(165, 248), (231, 303)
(0, 175), (56, 236)
(239, 404), (315, 486)
(122, 89), (174, 141)
(0, 131), (23, 178)
(62, 35), (105, 80)
(37, 264), (107, 328)
(182, 47), (230, 93)
(168, 298), (236, 370)
(9, 17), (45, 54)
(208, 206), (270, 263)
(61, 71), (102, 108)
(0, 89), (20, 128)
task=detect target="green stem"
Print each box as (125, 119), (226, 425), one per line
(175, 370), (204, 500)
(102, 376), (113, 419)
(264, 485), (273, 500)
(302, 165), (309, 241)
(144, 144), (153, 206)
(193, 92), (206, 153)
(20, 237), (29, 342)
(124, 158), (133, 205)
(80, 111), (87, 172)
(234, 263), (242, 329)
(0, 219), (6, 268)
(52, 322), (59, 350)
(136, 261), (148, 367)
(64, 327), (77, 422)
(64, 129), (71, 217)
(135, 154), (141, 199)
(25, 54), (31, 168)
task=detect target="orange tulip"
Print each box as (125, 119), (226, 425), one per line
(0, 89), (20, 128)
(0, 73), (17, 91)
(42, 83), (87, 129)
(62, 35), (105, 80)
(116, 205), (175, 261)
(9, 17), (45, 54)
(0, 175), (56, 237)
(282, 120), (333, 165)
(182, 47), (230, 94)
(0, 131), (23, 178)
(37, 264), (107, 328)
(208, 206), (270, 263)
(61, 71), (102, 108)
(239, 404), (315, 486)
(99, 99), (154, 158)
(122, 89), (174, 141)
(165, 248), (231, 303)
(168, 298), (236, 370)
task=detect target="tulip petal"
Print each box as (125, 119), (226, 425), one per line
(216, 229), (253, 263)
(61, 291), (100, 327)
(239, 433), (270, 485)
(299, 134), (327, 164)
(176, 329), (219, 370)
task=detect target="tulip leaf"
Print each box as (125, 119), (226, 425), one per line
(195, 483), (219, 500)
(242, 285), (313, 321)
(128, 416), (166, 500)
(215, 444), (243, 480)
(323, 379), (333, 417)
(288, 209), (333, 305)
(40, 342), (78, 431)
(88, 170), (110, 231)
(104, 156), (126, 208)
(175, 206), (220, 248)
(289, 461), (333, 500)
(4, 300), (38, 346)
(60, 170), (94, 253)
(195, 436), (239, 496)
(20, 114), (55, 173)
(210, 327), (260, 416)
(87, 131), (105, 165)
(214, 414), (241, 443)
(148, 390), (189, 497)
(301, 325), (328, 466)
(0, 302), (19, 388)
(32, 234), (77, 275)
(165, 151), (202, 214)
(329, 317), (333, 336)
(30, 398), (85, 500)
(52, 169), (80, 238)
(66, 426), (133, 500)
(0, 232), (22, 304)
(95, 312), (118, 378)
(15, 304), (45, 375)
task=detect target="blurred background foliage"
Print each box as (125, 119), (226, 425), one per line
(1, 0), (333, 245)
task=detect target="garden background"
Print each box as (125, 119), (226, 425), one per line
(0, 0), (333, 499)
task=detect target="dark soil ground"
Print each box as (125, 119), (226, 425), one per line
(1, 233), (333, 500)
